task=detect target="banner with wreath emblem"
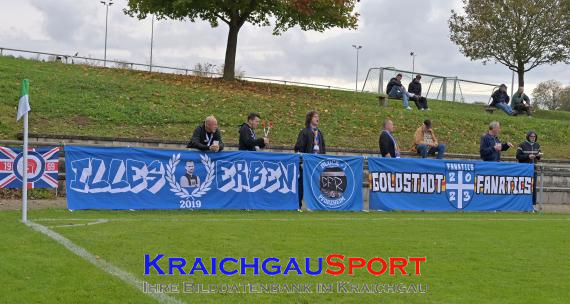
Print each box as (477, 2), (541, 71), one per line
(65, 146), (300, 210)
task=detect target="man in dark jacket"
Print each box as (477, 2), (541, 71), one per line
(386, 74), (414, 110)
(490, 84), (515, 116)
(516, 131), (541, 206)
(408, 75), (429, 110)
(379, 119), (400, 158)
(480, 121), (513, 161)
(294, 111), (326, 154)
(187, 115), (224, 152)
(294, 111), (325, 210)
(239, 112), (268, 151)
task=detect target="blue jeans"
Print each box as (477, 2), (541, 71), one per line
(495, 102), (514, 116)
(417, 144), (446, 159)
(388, 86), (410, 108)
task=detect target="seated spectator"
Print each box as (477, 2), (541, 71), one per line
(412, 119), (445, 159)
(408, 75), (429, 110)
(379, 119), (400, 158)
(490, 84), (516, 116)
(386, 73), (415, 110)
(511, 86), (532, 117)
(187, 115), (224, 152)
(480, 121), (513, 161)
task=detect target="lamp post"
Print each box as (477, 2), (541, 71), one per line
(150, 14), (154, 72)
(100, 1), (114, 67)
(410, 51), (417, 73)
(352, 45), (362, 92)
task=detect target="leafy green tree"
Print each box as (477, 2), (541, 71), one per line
(449, 0), (570, 87)
(532, 80), (564, 110)
(125, 0), (359, 80)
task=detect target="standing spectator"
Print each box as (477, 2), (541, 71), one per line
(187, 115), (224, 152)
(408, 75), (429, 110)
(490, 84), (516, 116)
(239, 112), (268, 151)
(294, 111), (326, 209)
(511, 86), (532, 117)
(480, 121), (513, 161)
(516, 131), (542, 207)
(386, 74), (415, 110)
(413, 119), (446, 159)
(379, 119), (400, 158)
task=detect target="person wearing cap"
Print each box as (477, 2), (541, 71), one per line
(511, 86), (532, 117)
(516, 130), (542, 207)
(408, 75), (429, 110)
(480, 121), (513, 161)
(412, 120), (445, 159)
(490, 84), (516, 116)
(386, 73), (415, 110)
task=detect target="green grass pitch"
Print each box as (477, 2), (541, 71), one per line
(1, 209), (569, 303)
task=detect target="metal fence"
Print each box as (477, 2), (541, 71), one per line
(362, 67), (500, 104)
(0, 46), (353, 92)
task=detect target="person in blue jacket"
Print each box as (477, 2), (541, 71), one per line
(480, 121), (513, 161)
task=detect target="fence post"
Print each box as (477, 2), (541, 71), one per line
(378, 68), (384, 94)
(539, 163), (545, 212)
(442, 77), (447, 101)
(452, 77), (457, 102)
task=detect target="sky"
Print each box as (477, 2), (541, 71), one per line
(1, 0), (568, 96)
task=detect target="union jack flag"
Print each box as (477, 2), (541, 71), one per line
(0, 146), (60, 189)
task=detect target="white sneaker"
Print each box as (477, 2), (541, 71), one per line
(405, 106), (413, 110)
(426, 108), (431, 111)
(420, 108), (425, 111)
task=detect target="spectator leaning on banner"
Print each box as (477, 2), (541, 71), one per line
(294, 110), (326, 210)
(294, 111), (326, 154)
(187, 115), (224, 152)
(480, 121), (513, 161)
(238, 112), (268, 151)
(490, 84), (516, 116)
(516, 130), (542, 207)
(412, 119), (445, 159)
(379, 119), (400, 158)
(407, 75), (429, 110)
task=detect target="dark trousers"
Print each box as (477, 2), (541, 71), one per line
(411, 96), (428, 109)
(514, 104), (532, 116)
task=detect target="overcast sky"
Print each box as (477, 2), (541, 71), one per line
(1, 0), (568, 94)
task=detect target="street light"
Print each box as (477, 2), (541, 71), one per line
(410, 51), (417, 73)
(352, 45), (362, 92)
(150, 14), (154, 72)
(100, 1), (114, 67)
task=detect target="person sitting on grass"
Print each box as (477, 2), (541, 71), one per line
(408, 75), (429, 110)
(511, 86), (532, 117)
(386, 73), (415, 111)
(412, 119), (445, 159)
(490, 84), (516, 116)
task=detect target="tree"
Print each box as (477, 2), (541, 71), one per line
(125, 0), (359, 80)
(532, 80), (564, 110)
(560, 86), (570, 111)
(449, 0), (570, 87)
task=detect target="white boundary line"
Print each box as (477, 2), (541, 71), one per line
(25, 220), (185, 304)
(31, 216), (570, 223)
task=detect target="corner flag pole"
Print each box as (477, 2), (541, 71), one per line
(17, 79), (31, 223)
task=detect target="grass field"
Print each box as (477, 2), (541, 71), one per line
(2, 209), (569, 303)
(1, 56), (570, 158)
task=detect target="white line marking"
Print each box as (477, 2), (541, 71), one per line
(47, 218), (109, 228)
(25, 220), (185, 304)
(32, 216), (570, 223)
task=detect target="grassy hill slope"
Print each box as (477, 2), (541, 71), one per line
(1, 56), (569, 159)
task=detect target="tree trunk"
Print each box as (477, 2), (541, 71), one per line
(223, 23), (240, 81)
(517, 63), (525, 88)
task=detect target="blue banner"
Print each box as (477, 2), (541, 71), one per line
(368, 158), (533, 212)
(302, 154), (363, 211)
(65, 146), (299, 210)
(0, 146), (60, 189)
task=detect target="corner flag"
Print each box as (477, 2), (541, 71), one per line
(17, 79), (30, 121)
